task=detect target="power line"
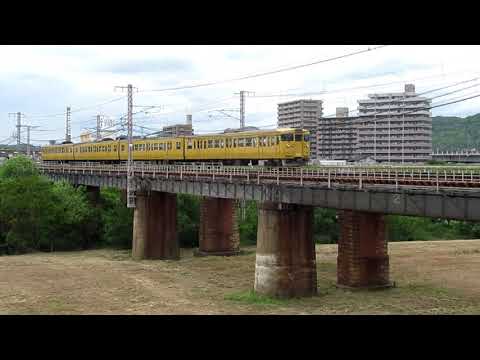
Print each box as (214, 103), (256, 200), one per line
(26, 96), (126, 119)
(140, 46), (389, 93)
(249, 74), (480, 99)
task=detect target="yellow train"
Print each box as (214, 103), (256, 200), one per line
(41, 128), (310, 165)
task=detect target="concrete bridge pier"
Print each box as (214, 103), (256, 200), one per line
(254, 201), (317, 298)
(337, 210), (392, 289)
(133, 191), (179, 260)
(196, 197), (240, 256)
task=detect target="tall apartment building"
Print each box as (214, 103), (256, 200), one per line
(357, 84), (432, 163)
(317, 107), (358, 160)
(277, 99), (323, 159)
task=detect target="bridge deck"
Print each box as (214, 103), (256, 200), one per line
(39, 162), (480, 191)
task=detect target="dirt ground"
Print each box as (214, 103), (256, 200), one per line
(1, 240), (480, 314)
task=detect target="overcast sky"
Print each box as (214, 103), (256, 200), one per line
(2, 45), (480, 145)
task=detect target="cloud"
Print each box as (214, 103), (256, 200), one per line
(98, 58), (194, 75)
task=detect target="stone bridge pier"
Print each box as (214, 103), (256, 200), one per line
(254, 201), (317, 298)
(337, 210), (392, 289)
(197, 197), (240, 256)
(133, 191), (179, 260)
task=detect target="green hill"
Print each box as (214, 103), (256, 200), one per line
(432, 113), (480, 152)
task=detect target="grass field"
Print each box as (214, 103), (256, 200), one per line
(1, 240), (480, 314)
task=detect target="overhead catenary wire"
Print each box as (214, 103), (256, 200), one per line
(139, 46), (389, 93)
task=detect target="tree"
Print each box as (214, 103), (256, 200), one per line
(177, 194), (200, 248)
(238, 201), (258, 245)
(0, 157), (95, 253)
(100, 188), (133, 249)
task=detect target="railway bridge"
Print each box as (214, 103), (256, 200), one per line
(40, 162), (480, 298)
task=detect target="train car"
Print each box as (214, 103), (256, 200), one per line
(42, 142), (75, 162)
(41, 127), (310, 165)
(74, 139), (119, 162)
(119, 138), (184, 162)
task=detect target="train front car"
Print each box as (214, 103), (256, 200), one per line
(183, 128), (310, 166)
(276, 128), (310, 166)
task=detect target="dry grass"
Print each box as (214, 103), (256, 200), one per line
(1, 240), (480, 314)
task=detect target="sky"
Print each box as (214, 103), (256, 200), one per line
(1, 45), (480, 145)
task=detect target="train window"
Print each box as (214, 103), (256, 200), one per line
(304, 134), (310, 142)
(167, 142), (172, 150)
(295, 134), (302, 141)
(238, 138), (245, 147)
(214, 139), (220, 148)
(134, 144), (138, 151)
(220, 140), (224, 148)
(277, 136), (280, 145)
(146, 144), (150, 151)
(233, 139), (237, 148)
(245, 138), (252, 147)
(177, 142), (181, 150)
(113, 146), (117, 152)
(187, 139), (193, 149)
(281, 134), (294, 141)
(208, 140), (213, 148)
(121, 145), (125, 151)
(252, 138), (257, 147)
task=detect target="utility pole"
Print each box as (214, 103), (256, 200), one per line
(115, 84), (136, 208)
(17, 112), (21, 149)
(20, 125), (39, 157)
(234, 90), (255, 129)
(65, 106), (71, 142)
(240, 91), (245, 129)
(8, 112), (24, 153)
(96, 114), (102, 141)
